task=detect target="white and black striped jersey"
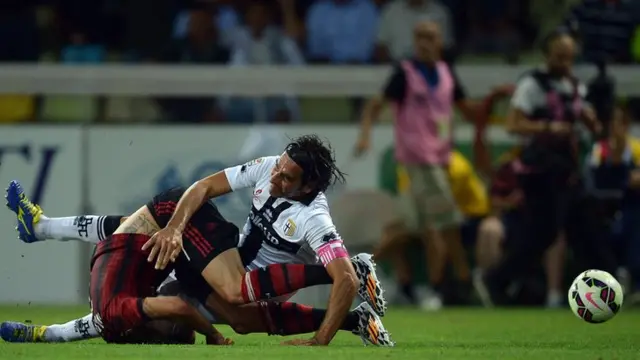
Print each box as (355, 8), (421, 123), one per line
(223, 156), (346, 270)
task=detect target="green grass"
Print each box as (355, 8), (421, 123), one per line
(0, 305), (638, 359)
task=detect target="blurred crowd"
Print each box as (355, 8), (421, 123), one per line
(377, 110), (640, 310)
(0, 0), (639, 123)
(366, 22), (640, 311)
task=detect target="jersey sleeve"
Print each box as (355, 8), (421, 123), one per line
(223, 156), (278, 191)
(304, 210), (349, 267)
(383, 64), (407, 103)
(449, 66), (467, 102)
(510, 75), (538, 115)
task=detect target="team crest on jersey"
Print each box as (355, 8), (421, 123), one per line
(241, 157), (264, 173)
(283, 218), (296, 237)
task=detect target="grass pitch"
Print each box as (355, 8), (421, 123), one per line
(0, 305), (638, 359)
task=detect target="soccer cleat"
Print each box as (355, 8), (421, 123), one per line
(351, 253), (387, 317)
(5, 180), (43, 243)
(352, 302), (395, 347)
(0, 322), (47, 343)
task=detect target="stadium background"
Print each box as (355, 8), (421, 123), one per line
(0, 1), (639, 357)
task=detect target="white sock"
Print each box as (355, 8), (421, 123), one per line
(35, 215), (110, 244)
(44, 314), (99, 342)
(546, 290), (563, 307)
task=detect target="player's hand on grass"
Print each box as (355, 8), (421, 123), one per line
(281, 337), (323, 346)
(142, 226), (183, 270)
(206, 333), (234, 345)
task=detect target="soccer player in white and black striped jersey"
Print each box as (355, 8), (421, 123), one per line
(3, 136), (393, 346)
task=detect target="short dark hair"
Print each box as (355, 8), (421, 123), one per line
(541, 28), (576, 54)
(285, 134), (347, 193)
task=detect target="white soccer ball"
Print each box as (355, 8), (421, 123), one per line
(568, 269), (623, 323)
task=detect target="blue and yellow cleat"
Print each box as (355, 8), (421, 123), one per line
(5, 180), (43, 243)
(0, 321), (47, 343)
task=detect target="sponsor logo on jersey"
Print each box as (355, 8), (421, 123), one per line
(241, 157), (264, 173)
(249, 210), (280, 245)
(283, 218), (296, 237)
(321, 231), (341, 243)
(264, 208), (273, 222)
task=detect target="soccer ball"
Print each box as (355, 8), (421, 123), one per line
(568, 269), (623, 323)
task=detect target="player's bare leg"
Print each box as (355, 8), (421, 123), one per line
(139, 296), (231, 345)
(544, 234), (566, 308)
(373, 222), (418, 304)
(202, 291), (393, 346)
(373, 221), (412, 260)
(473, 216), (505, 308)
(445, 227), (471, 284)
(198, 248), (336, 305)
(475, 216), (505, 272)
(421, 226), (447, 309)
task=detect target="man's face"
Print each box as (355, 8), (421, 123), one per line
(246, 4), (269, 32)
(188, 10), (215, 39)
(413, 21), (441, 62)
(546, 35), (576, 77)
(269, 153), (308, 198)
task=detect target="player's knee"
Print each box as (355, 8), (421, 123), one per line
(479, 217), (504, 239)
(219, 286), (245, 305)
(228, 320), (251, 335)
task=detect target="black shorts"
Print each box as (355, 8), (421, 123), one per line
(501, 209), (524, 250)
(146, 187), (240, 275)
(461, 216), (485, 246)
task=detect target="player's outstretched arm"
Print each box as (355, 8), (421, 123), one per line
(165, 172), (233, 232)
(312, 257), (358, 345)
(143, 172), (233, 269)
(144, 157), (276, 269)
(162, 155), (275, 234)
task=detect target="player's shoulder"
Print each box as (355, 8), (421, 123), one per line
(514, 71), (538, 88)
(310, 192), (330, 213)
(251, 155), (279, 166)
(391, 58), (414, 72)
(300, 193), (332, 226)
(242, 155), (278, 173)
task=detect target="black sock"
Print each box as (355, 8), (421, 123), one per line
(342, 312), (359, 332)
(102, 215), (125, 239)
(241, 264), (333, 302)
(432, 282), (444, 295)
(398, 282), (417, 304)
(260, 302), (360, 335)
